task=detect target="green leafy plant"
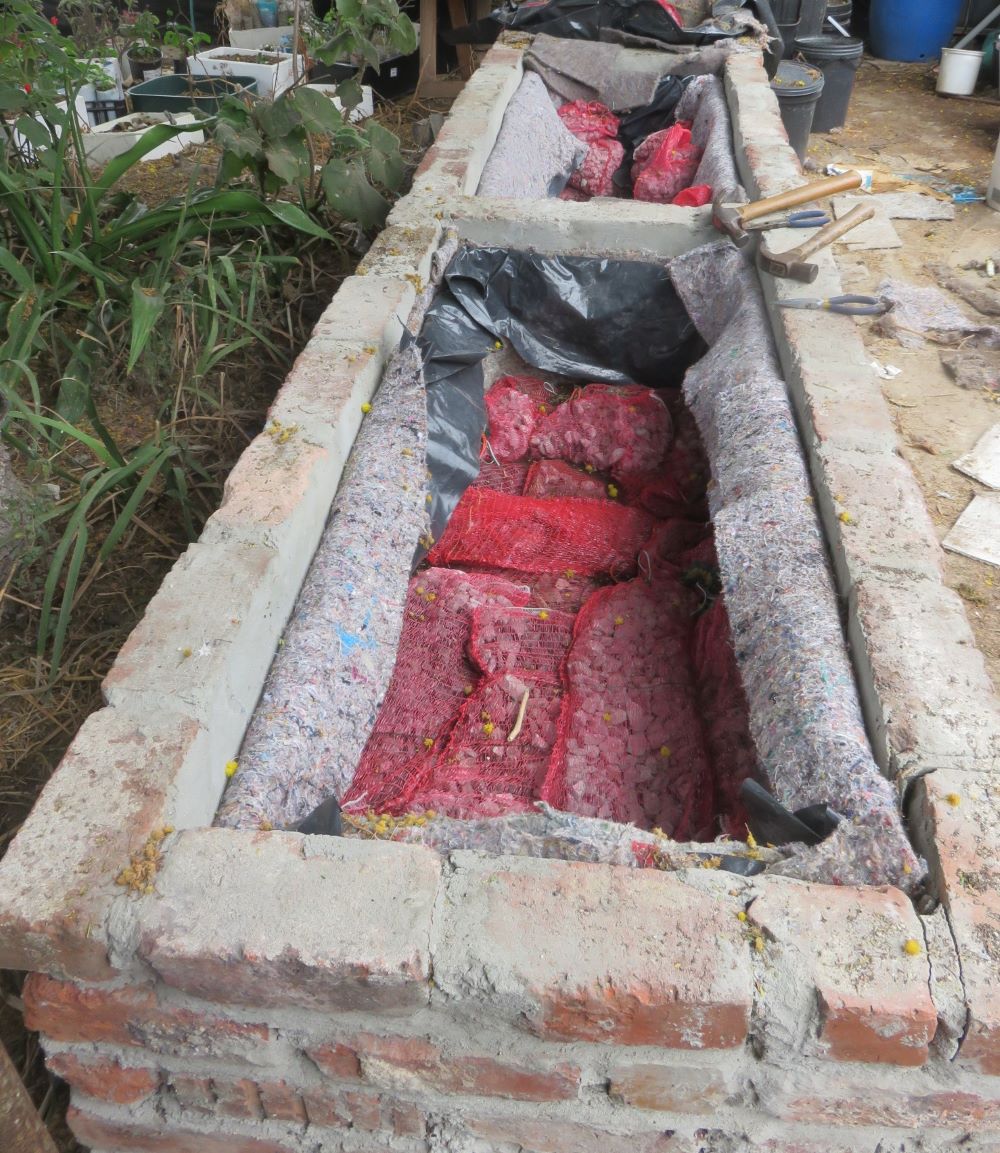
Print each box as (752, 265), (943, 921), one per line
(214, 0), (413, 231)
(0, 0), (344, 679)
(162, 11), (211, 60)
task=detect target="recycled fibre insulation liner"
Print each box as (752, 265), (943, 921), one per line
(218, 241), (922, 891)
(215, 345), (429, 832)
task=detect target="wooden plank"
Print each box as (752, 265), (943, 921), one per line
(0, 1040), (59, 1153)
(448, 0), (475, 79)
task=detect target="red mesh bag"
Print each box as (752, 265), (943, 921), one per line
(469, 604), (575, 681)
(484, 375), (551, 461)
(529, 384), (672, 476)
(474, 459), (531, 495)
(566, 138), (625, 199)
(558, 185), (590, 202)
(632, 123), (703, 205)
(343, 569), (530, 814)
(523, 460), (608, 500)
(557, 100), (620, 143)
(654, 0), (683, 23)
(541, 575), (714, 839)
(616, 392), (710, 516)
(407, 673), (563, 818)
(689, 598), (758, 837)
(427, 488), (653, 577)
(673, 184), (712, 207)
(467, 566), (604, 612)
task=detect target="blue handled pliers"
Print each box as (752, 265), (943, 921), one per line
(778, 294), (892, 316)
(746, 209), (831, 231)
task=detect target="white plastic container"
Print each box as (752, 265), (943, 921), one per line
(988, 129), (1000, 212)
(189, 47), (303, 100)
(302, 82), (374, 123)
(936, 47), (983, 96)
(82, 112), (204, 168)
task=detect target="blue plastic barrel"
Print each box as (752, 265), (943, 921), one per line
(869, 0), (964, 61)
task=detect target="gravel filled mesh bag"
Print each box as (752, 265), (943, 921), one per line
(540, 575), (714, 839)
(529, 383), (673, 475)
(341, 569), (529, 815)
(427, 488), (654, 576)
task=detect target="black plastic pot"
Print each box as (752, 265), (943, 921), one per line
(127, 50), (164, 81)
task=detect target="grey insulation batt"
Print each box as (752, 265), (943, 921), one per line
(215, 345), (429, 832)
(670, 242), (923, 892)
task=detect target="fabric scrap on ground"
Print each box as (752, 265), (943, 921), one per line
(873, 278), (1000, 350)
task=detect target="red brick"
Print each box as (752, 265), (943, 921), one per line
(23, 975), (155, 1044)
(214, 1079), (264, 1121)
(68, 1106), (293, 1153)
(913, 771), (1000, 1076)
(169, 1075), (216, 1113)
(347, 1033), (580, 1101)
(608, 1062), (734, 1112)
(778, 1087), (1000, 1131)
(749, 879), (935, 1066)
(47, 1052), (159, 1104)
(434, 859), (751, 1049)
(138, 829), (437, 1014)
(306, 1041), (362, 1080)
(258, 1080), (307, 1124)
(392, 1101), (426, 1137)
(464, 1116), (686, 1153)
(0, 708), (207, 981)
(300, 1085), (421, 1134)
(23, 973), (269, 1058)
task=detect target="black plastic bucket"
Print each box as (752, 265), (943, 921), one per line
(770, 61), (824, 162)
(771, 0), (827, 58)
(824, 1), (852, 33)
(793, 34), (864, 132)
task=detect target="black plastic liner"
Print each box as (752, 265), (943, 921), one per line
(417, 245), (703, 551)
(446, 0), (782, 71)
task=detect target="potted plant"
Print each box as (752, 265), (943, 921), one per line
(162, 12), (212, 75)
(121, 5), (163, 82)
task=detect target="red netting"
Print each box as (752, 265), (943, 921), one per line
(474, 459), (531, 495)
(558, 185), (590, 203)
(523, 460), (608, 500)
(632, 122), (703, 205)
(342, 569), (530, 814)
(469, 605), (575, 681)
(348, 364), (760, 837)
(529, 384), (672, 477)
(690, 599), (756, 837)
(566, 138), (625, 199)
(406, 673), (564, 818)
(483, 375), (550, 461)
(540, 575), (715, 840)
(557, 100), (620, 143)
(427, 488), (653, 577)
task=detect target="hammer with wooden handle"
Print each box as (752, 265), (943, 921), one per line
(712, 172), (864, 249)
(756, 204), (876, 283)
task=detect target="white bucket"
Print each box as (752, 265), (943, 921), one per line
(937, 47), (983, 96)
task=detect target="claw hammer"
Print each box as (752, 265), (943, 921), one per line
(712, 172), (864, 249)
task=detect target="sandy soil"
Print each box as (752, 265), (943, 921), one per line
(806, 58), (1000, 689)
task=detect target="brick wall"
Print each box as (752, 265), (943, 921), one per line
(1, 42), (999, 1153)
(12, 824), (1000, 1152)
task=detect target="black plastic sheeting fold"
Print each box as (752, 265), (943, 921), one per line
(418, 245), (703, 551)
(445, 0), (782, 77)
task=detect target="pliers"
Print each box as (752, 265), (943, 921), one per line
(778, 294), (892, 316)
(745, 209), (831, 231)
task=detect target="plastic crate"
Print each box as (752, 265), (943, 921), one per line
(128, 74), (257, 114)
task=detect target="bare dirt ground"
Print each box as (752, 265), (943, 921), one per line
(807, 58), (1000, 689)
